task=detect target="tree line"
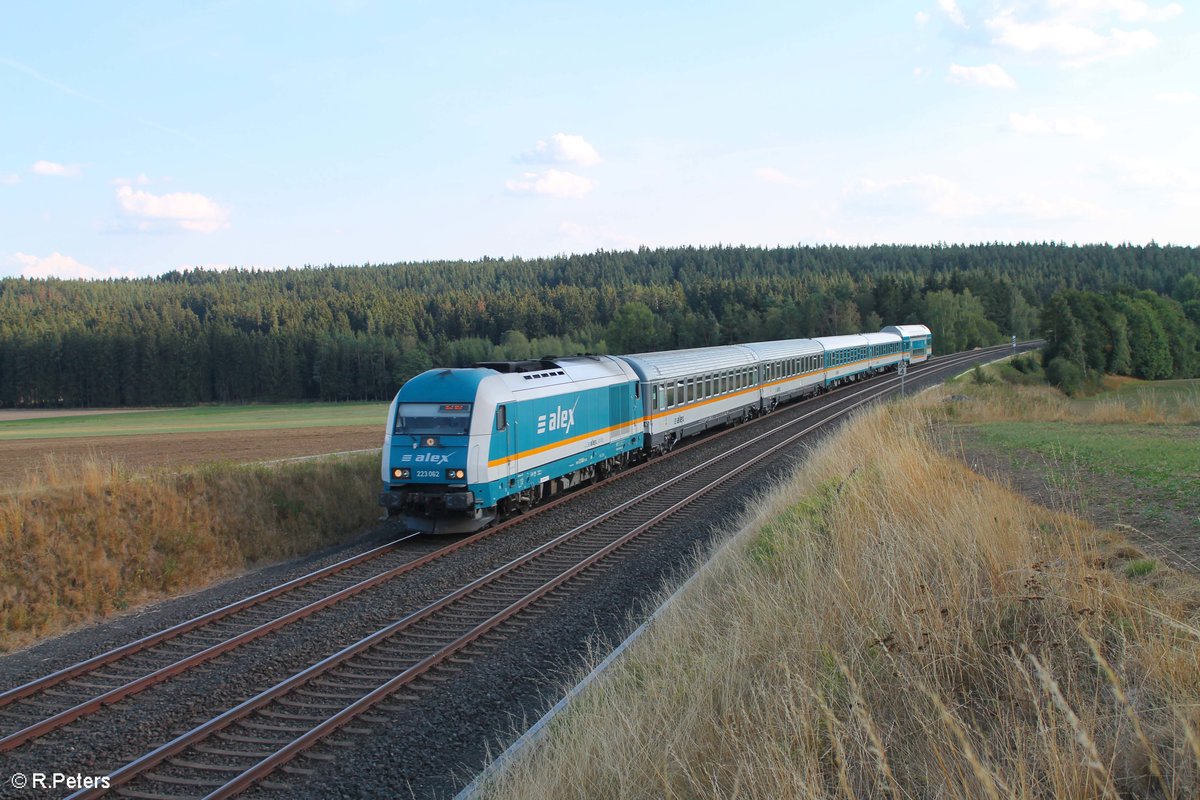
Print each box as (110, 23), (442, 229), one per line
(1040, 280), (1200, 393)
(1, 243), (1196, 407)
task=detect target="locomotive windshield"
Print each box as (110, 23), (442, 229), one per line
(394, 403), (473, 435)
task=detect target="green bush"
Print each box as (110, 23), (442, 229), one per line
(1046, 356), (1085, 395)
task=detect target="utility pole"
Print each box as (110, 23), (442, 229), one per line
(899, 359), (907, 395)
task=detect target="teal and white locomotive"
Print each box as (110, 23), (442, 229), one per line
(380, 324), (932, 533)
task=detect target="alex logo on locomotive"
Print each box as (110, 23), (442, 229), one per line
(536, 400), (579, 436)
(397, 452), (452, 464)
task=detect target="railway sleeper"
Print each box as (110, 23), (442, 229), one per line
(114, 787), (201, 800)
(259, 708), (331, 723)
(166, 758), (247, 773)
(292, 687), (366, 701)
(314, 676), (389, 692)
(193, 745), (274, 758)
(215, 731), (293, 745)
(59, 679), (125, 692)
(281, 765), (317, 776)
(142, 771), (225, 787)
(237, 719), (313, 734)
(278, 697), (347, 711)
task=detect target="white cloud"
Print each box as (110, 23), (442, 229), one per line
(947, 63), (1016, 89)
(518, 133), (602, 167)
(851, 174), (985, 218)
(13, 252), (136, 280)
(938, 0), (967, 27)
(1046, 0), (1182, 23)
(111, 173), (152, 186)
(1, 174), (19, 186)
(986, 7), (1160, 65)
(115, 185), (230, 233)
(505, 169), (594, 199)
(915, 10), (931, 25)
(1105, 156), (1199, 191)
(847, 173), (1103, 221)
(558, 221), (642, 249)
(1009, 111), (1104, 137)
(1155, 91), (1197, 105)
(31, 160), (80, 177)
(753, 167), (811, 188)
(1005, 193), (1106, 220)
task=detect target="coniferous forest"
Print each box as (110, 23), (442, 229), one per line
(1, 242), (1198, 408)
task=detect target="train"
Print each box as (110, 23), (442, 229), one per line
(379, 324), (932, 533)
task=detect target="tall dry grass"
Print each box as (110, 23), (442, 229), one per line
(932, 381), (1200, 425)
(0, 452), (381, 652)
(483, 404), (1200, 799)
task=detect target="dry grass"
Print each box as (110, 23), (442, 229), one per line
(0, 452), (381, 652)
(482, 403), (1200, 800)
(932, 381), (1200, 425)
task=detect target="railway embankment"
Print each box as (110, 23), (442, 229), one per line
(478, 394), (1200, 799)
(0, 452), (381, 652)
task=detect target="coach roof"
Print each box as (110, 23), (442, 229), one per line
(862, 332), (902, 346)
(617, 345), (757, 382)
(812, 334), (870, 351)
(738, 338), (823, 361)
(882, 324), (932, 339)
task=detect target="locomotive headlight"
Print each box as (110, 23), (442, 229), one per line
(392, 467), (411, 479)
(446, 468), (466, 480)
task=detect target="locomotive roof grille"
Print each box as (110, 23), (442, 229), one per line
(476, 359), (563, 374)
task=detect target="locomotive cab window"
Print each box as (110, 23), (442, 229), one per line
(395, 403), (472, 436)
(495, 406), (507, 431)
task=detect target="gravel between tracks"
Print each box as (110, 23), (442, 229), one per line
(0, 356), (993, 800)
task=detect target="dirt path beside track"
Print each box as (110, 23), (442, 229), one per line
(0, 425), (382, 488)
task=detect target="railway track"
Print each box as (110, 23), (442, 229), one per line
(52, 343), (1026, 799)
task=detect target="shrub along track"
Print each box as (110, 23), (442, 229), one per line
(0, 345), (1031, 799)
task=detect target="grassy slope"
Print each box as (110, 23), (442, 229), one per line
(0, 452), (381, 651)
(483, 399), (1200, 800)
(0, 401), (389, 441)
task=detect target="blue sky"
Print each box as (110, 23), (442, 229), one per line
(2, 0), (1197, 279)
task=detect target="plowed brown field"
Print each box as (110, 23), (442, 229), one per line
(0, 425), (382, 487)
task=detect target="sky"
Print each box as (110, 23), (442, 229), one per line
(1, 0), (1198, 280)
